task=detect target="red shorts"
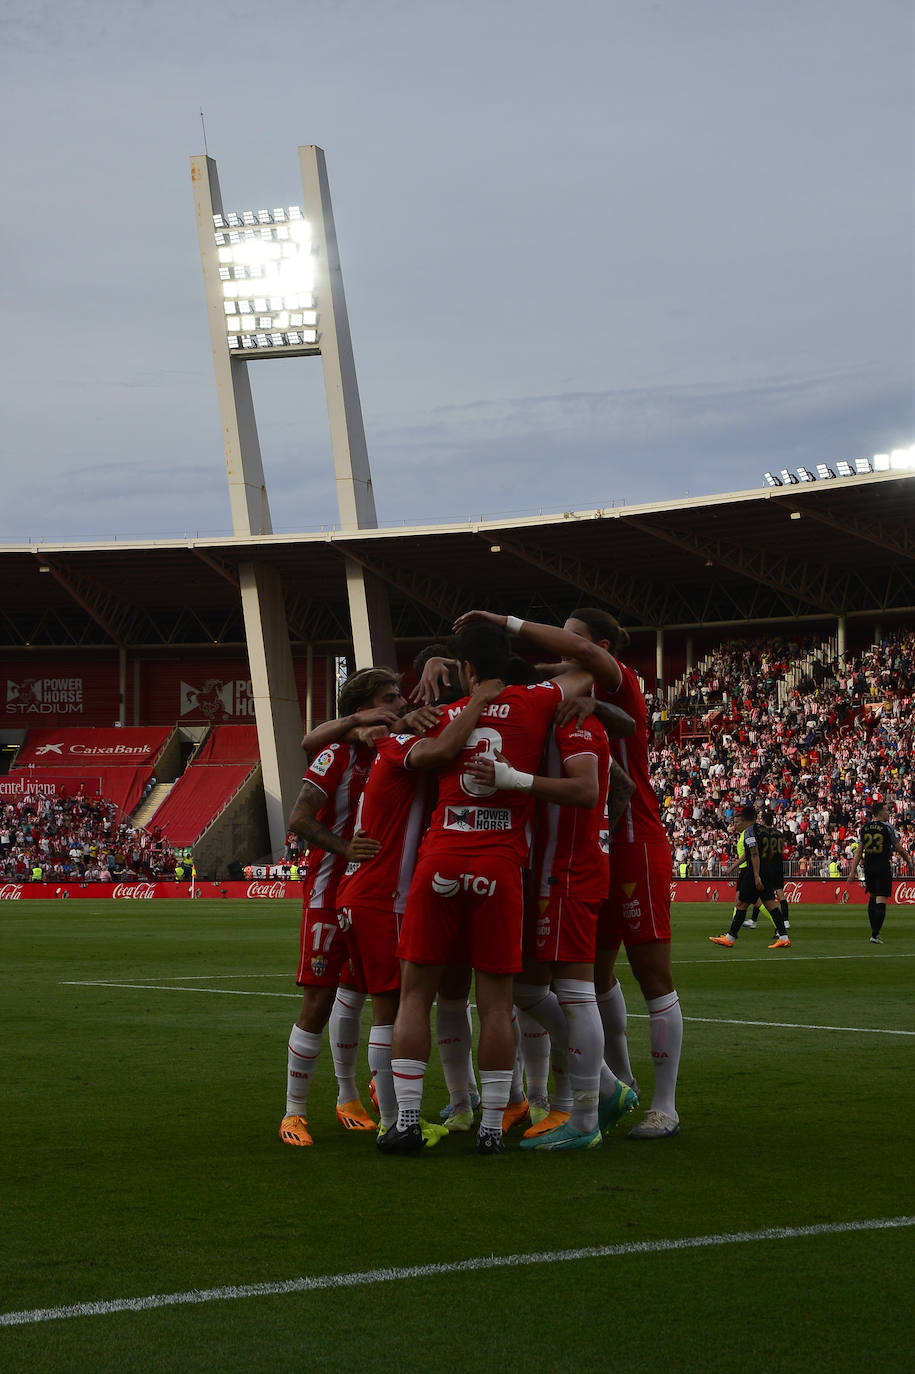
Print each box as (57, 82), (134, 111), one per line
(398, 852), (524, 974)
(526, 893), (599, 964)
(296, 904), (366, 991)
(597, 839), (672, 950)
(340, 902), (401, 995)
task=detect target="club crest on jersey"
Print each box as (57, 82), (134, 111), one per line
(311, 956), (328, 977)
(310, 748), (336, 777)
(599, 829), (610, 853)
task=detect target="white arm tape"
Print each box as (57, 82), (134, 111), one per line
(492, 759), (534, 792)
(505, 615), (525, 636)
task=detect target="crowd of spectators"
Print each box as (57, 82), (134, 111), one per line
(0, 788), (181, 883)
(650, 632), (915, 876)
(5, 633), (914, 886)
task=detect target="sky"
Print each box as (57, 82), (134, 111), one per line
(1, 0), (912, 543)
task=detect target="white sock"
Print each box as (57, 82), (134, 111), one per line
(596, 982), (635, 1085)
(646, 990), (682, 1118)
(554, 978), (605, 1133)
(368, 1024), (396, 1129)
(509, 1008), (525, 1102)
(480, 1068), (513, 1134)
(285, 1024), (322, 1117)
(436, 996), (474, 1111)
(392, 1057), (426, 1129)
(517, 1008), (550, 1107)
(514, 984), (570, 1111)
(329, 987), (365, 1105)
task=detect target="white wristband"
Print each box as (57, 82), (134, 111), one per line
(505, 615), (524, 636)
(492, 759), (534, 792)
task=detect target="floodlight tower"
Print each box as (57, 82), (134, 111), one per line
(191, 146), (396, 856)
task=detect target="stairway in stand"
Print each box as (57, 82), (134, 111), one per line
(131, 782), (173, 828)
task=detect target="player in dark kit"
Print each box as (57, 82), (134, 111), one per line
(848, 801), (914, 943)
(743, 813), (790, 933)
(710, 804), (790, 949)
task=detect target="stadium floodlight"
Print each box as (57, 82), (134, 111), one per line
(835, 460), (854, 477)
(205, 205), (318, 358)
(796, 468), (815, 482)
(854, 457), (872, 474)
(872, 453), (890, 471)
(816, 464), (836, 479)
(890, 447), (915, 470)
(779, 469), (800, 485)
(764, 472), (782, 486)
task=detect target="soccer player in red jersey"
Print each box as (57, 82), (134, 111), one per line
(382, 623), (588, 1156)
(466, 708), (639, 1150)
(335, 675), (506, 1139)
(279, 668), (405, 1147)
(298, 688), (441, 1125)
(452, 608), (682, 1139)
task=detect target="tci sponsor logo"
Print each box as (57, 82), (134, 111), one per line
(246, 881), (288, 899)
(0, 883), (24, 899)
(112, 883), (157, 899)
(895, 883), (915, 905)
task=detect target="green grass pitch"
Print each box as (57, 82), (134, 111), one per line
(2, 899), (913, 1372)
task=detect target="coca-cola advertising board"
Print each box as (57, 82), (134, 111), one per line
(669, 879), (915, 905)
(1, 879), (909, 902)
(0, 881), (301, 899)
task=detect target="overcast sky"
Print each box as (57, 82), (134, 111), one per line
(2, 0), (912, 543)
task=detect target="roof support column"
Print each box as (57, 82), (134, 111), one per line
(656, 627), (665, 693)
(837, 614), (847, 659)
(300, 146), (395, 670)
(239, 563), (305, 853)
(118, 647), (127, 728)
(192, 154), (304, 855)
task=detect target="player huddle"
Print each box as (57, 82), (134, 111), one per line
(279, 608), (683, 1157)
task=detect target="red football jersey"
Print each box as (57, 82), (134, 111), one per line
(300, 742), (374, 910)
(335, 733), (434, 914)
(596, 663), (668, 846)
(534, 715), (610, 902)
(418, 681), (564, 864)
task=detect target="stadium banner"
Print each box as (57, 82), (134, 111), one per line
(0, 881), (302, 899)
(670, 879), (915, 905)
(2, 879), (914, 903)
(3, 660), (120, 725)
(0, 774), (102, 800)
(140, 657), (333, 726)
(14, 726), (171, 767)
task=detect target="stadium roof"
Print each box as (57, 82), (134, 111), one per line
(3, 470), (914, 652)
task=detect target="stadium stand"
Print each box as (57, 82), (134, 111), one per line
(146, 726), (262, 849)
(0, 788), (178, 882)
(650, 632), (915, 874)
(9, 726), (176, 818)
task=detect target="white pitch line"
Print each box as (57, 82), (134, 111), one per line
(679, 952), (915, 964)
(61, 981), (912, 1036)
(627, 1012), (915, 1036)
(2, 1216), (911, 1329)
(60, 981), (299, 999)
